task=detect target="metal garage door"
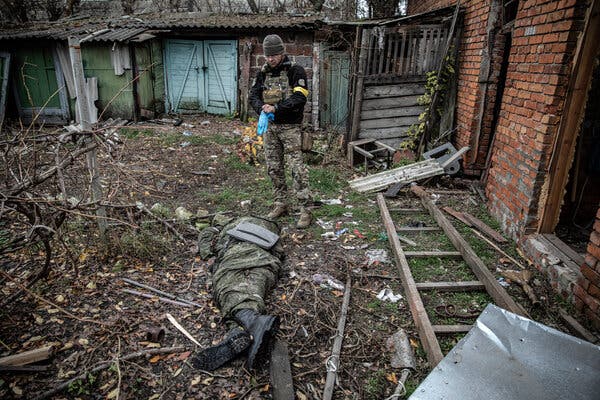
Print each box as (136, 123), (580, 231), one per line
(164, 39), (237, 115)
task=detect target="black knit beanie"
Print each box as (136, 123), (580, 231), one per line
(263, 34), (285, 56)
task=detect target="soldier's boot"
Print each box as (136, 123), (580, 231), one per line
(234, 309), (279, 369)
(267, 202), (287, 219)
(192, 327), (251, 371)
(296, 208), (312, 229)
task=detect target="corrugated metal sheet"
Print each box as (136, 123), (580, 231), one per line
(80, 28), (148, 43)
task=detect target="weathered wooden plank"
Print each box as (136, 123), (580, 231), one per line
(350, 164), (444, 193)
(359, 127), (411, 139)
(360, 115), (420, 130)
(362, 95), (422, 110)
(416, 281), (486, 291)
(405, 251), (462, 258)
(411, 185), (529, 317)
(432, 325), (472, 333)
(270, 340), (294, 400)
(364, 84), (425, 99)
(360, 106), (423, 120)
(543, 233), (585, 266)
(377, 194), (444, 367)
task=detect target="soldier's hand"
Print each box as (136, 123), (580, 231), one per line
(262, 104), (276, 114)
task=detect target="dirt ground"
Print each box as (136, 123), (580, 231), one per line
(0, 115), (597, 399)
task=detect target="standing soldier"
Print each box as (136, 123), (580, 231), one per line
(249, 34), (312, 229)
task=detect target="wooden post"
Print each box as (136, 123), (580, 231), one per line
(349, 28), (368, 146)
(311, 41), (320, 131)
(240, 41), (252, 122)
(68, 36), (107, 236)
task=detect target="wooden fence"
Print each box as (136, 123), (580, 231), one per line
(352, 24), (450, 148)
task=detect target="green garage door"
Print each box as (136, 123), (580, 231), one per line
(164, 39), (237, 115)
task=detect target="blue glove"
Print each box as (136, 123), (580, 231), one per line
(257, 111), (275, 136)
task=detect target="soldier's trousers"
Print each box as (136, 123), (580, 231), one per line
(264, 124), (310, 207)
(212, 242), (281, 318)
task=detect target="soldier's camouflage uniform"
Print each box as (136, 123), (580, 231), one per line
(197, 215), (283, 318)
(249, 55), (311, 208)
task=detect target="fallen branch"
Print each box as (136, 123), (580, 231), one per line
(32, 346), (185, 400)
(122, 278), (202, 307)
(121, 288), (193, 308)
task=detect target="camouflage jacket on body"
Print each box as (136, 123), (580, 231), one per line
(197, 216), (284, 317)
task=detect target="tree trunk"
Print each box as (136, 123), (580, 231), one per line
(368, 0), (398, 18)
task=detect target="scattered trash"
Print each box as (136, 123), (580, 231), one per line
(312, 274), (345, 291)
(377, 288), (403, 303)
(321, 231), (336, 239)
(343, 212), (353, 218)
(497, 277), (510, 287)
(341, 244), (369, 251)
(182, 130), (193, 136)
(335, 228), (348, 236)
(378, 232), (388, 241)
(175, 207), (192, 220)
(366, 249), (390, 266)
(353, 229), (366, 239)
(181, 123), (195, 128)
(240, 200), (252, 209)
(180, 141), (191, 147)
(321, 199), (343, 205)
(200, 120), (210, 128)
(316, 219), (334, 230)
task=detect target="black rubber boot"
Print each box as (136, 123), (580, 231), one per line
(192, 327), (251, 371)
(234, 309), (279, 369)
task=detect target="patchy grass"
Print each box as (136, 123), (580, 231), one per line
(119, 127), (154, 139)
(365, 370), (388, 400)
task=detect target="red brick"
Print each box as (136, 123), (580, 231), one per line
(591, 231), (600, 246)
(581, 264), (600, 286)
(589, 283), (600, 299)
(587, 242), (600, 260)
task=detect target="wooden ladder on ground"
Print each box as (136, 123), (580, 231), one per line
(377, 186), (528, 367)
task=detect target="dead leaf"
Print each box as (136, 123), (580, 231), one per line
(259, 384), (270, 392)
(11, 384), (22, 395)
(331, 290), (344, 297)
(55, 294), (65, 303)
(106, 388), (119, 399)
(190, 376), (202, 386)
(499, 257), (512, 264)
(148, 394), (160, 400)
(177, 351), (191, 361)
(149, 355), (162, 363)
(47, 308), (60, 314)
(78, 252), (88, 263)
(202, 377), (214, 385)
(33, 314), (44, 324)
(86, 281), (97, 290)
(172, 367), (182, 377)
(386, 372), (398, 384)
(281, 294), (287, 301)
(296, 391), (308, 400)
(78, 338), (89, 346)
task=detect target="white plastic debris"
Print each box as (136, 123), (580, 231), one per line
(175, 206), (192, 220)
(321, 199), (343, 205)
(312, 273), (345, 291)
(366, 249), (390, 266)
(377, 288), (403, 303)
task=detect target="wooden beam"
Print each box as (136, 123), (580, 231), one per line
(442, 206), (473, 226)
(0, 345), (55, 367)
(462, 212), (507, 243)
(416, 281), (485, 292)
(377, 193), (444, 367)
(539, 0), (600, 232)
(411, 185), (528, 317)
(270, 340), (294, 400)
(397, 226), (441, 232)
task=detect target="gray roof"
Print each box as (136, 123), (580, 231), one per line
(0, 12), (323, 42)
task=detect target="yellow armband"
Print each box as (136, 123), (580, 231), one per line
(293, 86), (309, 98)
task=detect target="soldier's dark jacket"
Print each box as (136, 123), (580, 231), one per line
(249, 55), (308, 125)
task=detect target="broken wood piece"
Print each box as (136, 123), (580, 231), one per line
(432, 325), (472, 333)
(410, 185), (528, 317)
(270, 339), (294, 400)
(349, 159), (444, 193)
(404, 251), (461, 258)
(499, 269), (540, 307)
(397, 234), (417, 247)
(461, 212), (507, 243)
(442, 206), (473, 227)
(0, 345), (55, 367)
(415, 281), (485, 292)
(165, 313), (201, 346)
(122, 278), (202, 308)
(322, 276), (352, 400)
(470, 229), (526, 270)
(440, 146), (470, 169)
(396, 226), (441, 232)
(377, 193), (444, 367)
(121, 288), (193, 308)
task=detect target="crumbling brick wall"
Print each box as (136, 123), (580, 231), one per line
(574, 208), (600, 329)
(486, 0), (585, 239)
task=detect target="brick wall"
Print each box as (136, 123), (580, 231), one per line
(574, 208), (600, 329)
(486, 0), (584, 239)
